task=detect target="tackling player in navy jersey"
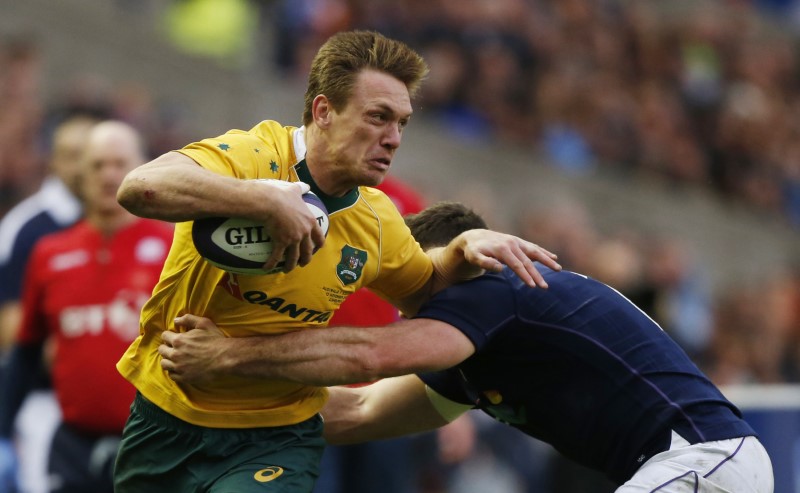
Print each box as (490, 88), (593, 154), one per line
(160, 202), (773, 492)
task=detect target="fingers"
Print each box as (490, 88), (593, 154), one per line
(475, 237), (561, 289)
(281, 243), (301, 272)
(161, 329), (178, 346)
(294, 181), (311, 194)
(158, 343), (183, 382)
(263, 225), (325, 273)
(520, 241), (561, 272)
(174, 314), (201, 330)
(297, 236), (315, 267)
(500, 252), (542, 288)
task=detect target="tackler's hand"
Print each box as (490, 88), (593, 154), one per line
(159, 314), (230, 385)
(458, 229), (561, 288)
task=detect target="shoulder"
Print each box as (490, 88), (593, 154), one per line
(247, 120), (296, 146)
(358, 186), (401, 214)
(0, 197), (61, 264)
(354, 187), (410, 234)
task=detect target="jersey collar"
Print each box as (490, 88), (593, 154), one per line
(293, 159), (359, 214)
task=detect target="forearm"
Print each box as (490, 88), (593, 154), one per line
(163, 316), (472, 387)
(323, 376), (448, 445)
(217, 329), (388, 386)
(116, 152), (273, 222)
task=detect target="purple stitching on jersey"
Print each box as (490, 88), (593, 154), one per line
(649, 470), (699, 492)
(702, 437), (746, 478)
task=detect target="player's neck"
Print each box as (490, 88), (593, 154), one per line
(86, 209), (138, 237)
(304, 129), (352, 198)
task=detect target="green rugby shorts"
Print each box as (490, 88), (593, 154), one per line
(114, 393), (325, 492)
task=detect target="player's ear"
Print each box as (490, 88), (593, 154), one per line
(312, 95), (332, 128)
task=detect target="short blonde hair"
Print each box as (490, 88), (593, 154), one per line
(302, 30), (429, 125)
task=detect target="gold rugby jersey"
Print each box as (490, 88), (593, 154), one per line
(117, 121), (433, 428)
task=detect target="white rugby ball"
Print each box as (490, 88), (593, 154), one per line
(192, 191), (329, 275)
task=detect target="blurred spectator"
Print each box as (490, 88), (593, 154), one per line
(0, 116), (95, 354)
(708, 271), (800, 385)
(0, 111), (95, 493)
(0, 121), (173, 493)
(642, 237), (713, 360)
(515, 199), (599, 274)
(0, 35), (44, 215)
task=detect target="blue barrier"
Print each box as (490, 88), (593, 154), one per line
(722, 385), (800, 493)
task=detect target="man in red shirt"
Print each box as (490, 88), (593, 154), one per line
(0, 121), (173, 493)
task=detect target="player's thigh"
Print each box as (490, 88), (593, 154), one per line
(209, 419), (325, 492)
(617, 435), (773, 493)
(115, 393), (326, 493)
(209, 452), (322, 493)
(113, 395), (204, 493)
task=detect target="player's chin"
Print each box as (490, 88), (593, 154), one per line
(361, 168), (389, 187)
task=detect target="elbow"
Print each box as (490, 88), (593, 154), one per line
(116, 170), (154, 217)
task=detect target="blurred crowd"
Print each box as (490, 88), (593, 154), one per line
(273, 0), (800, 227)
(2, 1), (800, 492)
(280, 3), (800, 486)
(269, 0), (800, 384)
(0, 34), (190, 217)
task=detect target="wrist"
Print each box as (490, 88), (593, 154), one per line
(430, 236), (483, 285)
(215, 337), (252, 376)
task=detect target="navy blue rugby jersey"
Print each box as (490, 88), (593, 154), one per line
(416, 267), (755, 484)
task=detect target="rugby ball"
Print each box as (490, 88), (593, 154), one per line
(192, 192), (329, 275)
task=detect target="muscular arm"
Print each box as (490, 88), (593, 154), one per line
(116, 152), (291, 222)
(322, 375), (450, 444)
(160, 315), (475, 387)
(116, 152), (324, 270)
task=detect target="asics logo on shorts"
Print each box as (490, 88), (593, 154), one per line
(254, 466), (284, 483)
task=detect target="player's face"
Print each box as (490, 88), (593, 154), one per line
(82, 131), (143, 216)
(51, 123), (92, 198)
(322, 69), (412, 194)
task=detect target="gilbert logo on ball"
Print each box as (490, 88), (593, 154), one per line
(192, 191), (329, 275)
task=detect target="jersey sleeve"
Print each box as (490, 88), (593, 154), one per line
(16, 242), (50, 344)
(175, 129), (282, 180)
(418, 369), (472, 406)
(366, 201), (433, 302)
(414, 273), (516, 351)
(0, 223), (44, 303)
(0, 247), (25, 303)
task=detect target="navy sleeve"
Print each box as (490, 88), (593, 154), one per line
(0, 342), (44, 438)
(0, 223), (47, 303)
(0, 250), (26, 303)
(418, 369), (473, 406)
(414, 272), (516, 351)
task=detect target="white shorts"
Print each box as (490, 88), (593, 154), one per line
(617, 431), (774, 492)
(14, 391), (61, 493)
